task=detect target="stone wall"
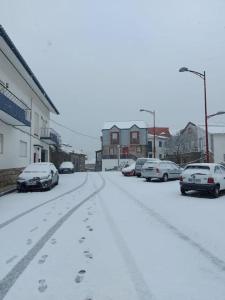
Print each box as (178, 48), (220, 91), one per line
(0, 168), (24, 188)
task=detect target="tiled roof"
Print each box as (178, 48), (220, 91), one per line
(148, 127), (171, 137)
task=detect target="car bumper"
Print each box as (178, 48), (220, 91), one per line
(122, 171), (134, 176)
(59, 169), (73, 174)
(141, 170), (161, 179)
(180, 182), (216, 192)
(17, 180), (50, 191)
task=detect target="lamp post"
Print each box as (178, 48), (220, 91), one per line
(140, 109), (156, 158)
(207, 111), (225, 119)
(179, 67), (209, 162)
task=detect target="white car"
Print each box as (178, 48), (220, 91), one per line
(121, 162), (136, 176)
(141, 160), (182, 182)
(17, 162), (59, 192)
(59, 161), (75, 174)
(180, 163), (225, 198)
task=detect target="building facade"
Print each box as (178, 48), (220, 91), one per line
(165, 122), (213, 164)
(0, 26), (60, 187)
(102, 121), (148, 170)
(147, 127), (171, 159)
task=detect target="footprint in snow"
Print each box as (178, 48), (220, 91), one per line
(38, 255), (48, 264)
(79, 237), (86, 244)
(30, 226), (38, 233)
(38, 279), (48, 293)
(83, 218), (89, 222)
(75, 270), (86, 283)
(50, 238), (57, 245)
(84, 250), (93, 259)
(43, 218), (47, 222)
(26, 238), (32, 245)
(6, 255), (18, 264)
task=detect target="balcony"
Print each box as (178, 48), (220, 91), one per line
(0, 82), (31, 126)
(40, 128), (61, 145)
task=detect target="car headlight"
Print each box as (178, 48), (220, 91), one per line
(40, 174), (51, 181)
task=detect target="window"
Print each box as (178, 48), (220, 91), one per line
(130, 131), (139, 144)
(159, 141), (162, 147)
(214, 166), (222, 174)
(34, 112), (39, 136)
(109, 147), (115, 155)
(159, 154), (162, 159)
(0, 134), (3, 154)
(136, 146), (141, 153)
(111, 132), (119, 144)
(20, 140), (27, 157)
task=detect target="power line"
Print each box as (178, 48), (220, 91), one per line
(50, 119), (99, 140)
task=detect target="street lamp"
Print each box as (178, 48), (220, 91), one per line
(179, 67), (209, 162)
(140, 109), (156, 158)
(207, 111), (225, 119)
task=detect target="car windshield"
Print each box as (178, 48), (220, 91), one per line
(60, 162), (73, 168)
(23, 164), (49, 173)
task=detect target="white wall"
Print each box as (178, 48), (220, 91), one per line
(148, 135), (168, 159)
(212, 134), (225, 163)
(0, 46), (51, 170)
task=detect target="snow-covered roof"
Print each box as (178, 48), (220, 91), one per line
(102, 121), (147, 130)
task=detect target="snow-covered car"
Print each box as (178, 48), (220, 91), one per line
(142, 160), (182, 182)
(121, 162), (136, 176)
(180, 163), (225, 198)
(17, 163), (59, 192)
(59, 161), (75, 174)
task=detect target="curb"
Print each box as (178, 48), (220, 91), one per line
(0, 187), (17, 198)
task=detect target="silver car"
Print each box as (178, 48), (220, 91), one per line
(141, 160), (182, 182)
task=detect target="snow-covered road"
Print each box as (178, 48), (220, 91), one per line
(1, 172), (225, 300)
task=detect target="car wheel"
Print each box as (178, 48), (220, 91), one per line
(212, 186), (220, 198)
(146, 177), (151, 182)
(180, 187), (186, 195)
(162, 173), (168, 182)
(137, 174), (141, 178)
(55, 176), (59, 185)
(45, 180), (53, 191)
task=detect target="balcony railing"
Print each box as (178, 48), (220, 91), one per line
(0, 81), (31, 126)
(40, 127), (61, 145)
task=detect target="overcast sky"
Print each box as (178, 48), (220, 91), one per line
(1, 0), (225, 158)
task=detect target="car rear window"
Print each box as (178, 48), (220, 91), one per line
(185, 165), (210, 170)
(136, 159), (147, 165)
(143, 162), (158, 167)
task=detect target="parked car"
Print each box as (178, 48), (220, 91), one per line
(59, 161), (75, 174)
(135, 158), (148, 177)
(17, 162), (59, 192)
(122, 162), (136, 176)
(142, 160), (182, 182)
(180, 163), (225, 198)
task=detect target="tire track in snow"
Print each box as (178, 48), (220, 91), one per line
(107, 175), (225, 273)
(0, 173), (88, 230)
(94, 180), (154, 300)
(0, 174), (105, 300)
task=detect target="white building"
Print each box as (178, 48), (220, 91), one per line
(0, 26), (60, 187)
(209, 127), (225, 164)
(147, 127), (171, 159)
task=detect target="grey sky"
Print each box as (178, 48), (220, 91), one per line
(1, 0), (225, 158)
